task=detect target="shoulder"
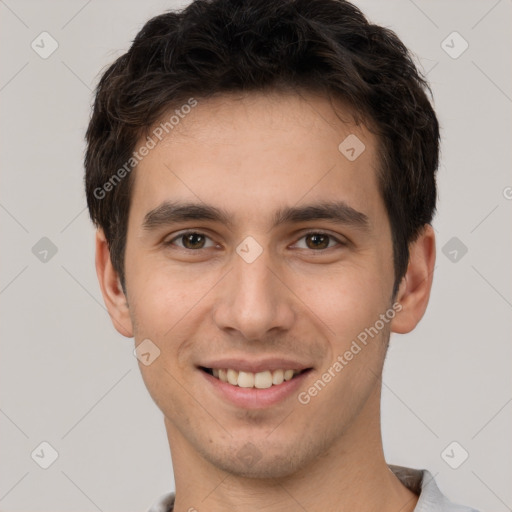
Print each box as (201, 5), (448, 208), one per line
(389, 465), (481, 512)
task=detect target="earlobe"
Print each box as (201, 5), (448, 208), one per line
(390, 225), (436, 334)
(95, 229), (134, 338)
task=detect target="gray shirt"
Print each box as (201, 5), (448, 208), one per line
(146, 465), (480, 512)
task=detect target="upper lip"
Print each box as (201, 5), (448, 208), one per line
(198, 357), (312, 373)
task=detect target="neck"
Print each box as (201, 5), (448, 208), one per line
(166, 385), (418, 512)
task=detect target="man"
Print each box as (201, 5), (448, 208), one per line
(85, 0), (480, 510)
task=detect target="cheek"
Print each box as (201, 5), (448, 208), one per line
(293, 262), (391, 344)
(301, 270), (391, 411)
(125, 240), (197, 320)
(125, 260), (221, 377)
(126, 266), (201, 414)
(128, 267), (196, 338)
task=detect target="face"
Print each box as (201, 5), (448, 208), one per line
(113, 91), (404, 478)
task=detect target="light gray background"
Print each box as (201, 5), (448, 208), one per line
(1, 1), (511, 511)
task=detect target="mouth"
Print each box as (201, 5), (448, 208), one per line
(199, 366), (312, 389)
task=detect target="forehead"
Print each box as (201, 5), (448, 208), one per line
(129, 91), (385, 228)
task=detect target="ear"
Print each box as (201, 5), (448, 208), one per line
(391, 224), (436, 334)
(95, 229), (133, 338)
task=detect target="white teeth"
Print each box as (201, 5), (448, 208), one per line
(272, 369), (284, 385)
(254, 370), (273, 389)
(209, 368), (303, 388)
(227, 369), (239, 385)
(238, 371), (255, 388)
(284, 369), (294, 381)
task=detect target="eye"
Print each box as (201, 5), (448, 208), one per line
(293, 231), (345, 250)
(165, 231), (217, 250)
(164, 230), (345, 252)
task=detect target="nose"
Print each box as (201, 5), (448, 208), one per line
(212, 244), (296, 341)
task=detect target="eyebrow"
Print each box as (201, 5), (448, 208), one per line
(142, 200), (370, 232)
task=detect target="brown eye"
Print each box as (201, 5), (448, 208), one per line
(294, 232), (343, 250)
(182, 232), (206, 249)
(166, 231), (216, 250)
(305, 233), (330, 250)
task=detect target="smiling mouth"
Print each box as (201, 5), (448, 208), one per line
(200, 367), (311, 389)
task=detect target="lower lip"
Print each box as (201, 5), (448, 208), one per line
(200, 369), (312, 409)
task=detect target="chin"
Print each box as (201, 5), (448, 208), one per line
(200, 441), (315, 480)
(213, 456), (301, 480)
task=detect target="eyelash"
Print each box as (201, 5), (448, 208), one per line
(164, 230), (346, 251)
